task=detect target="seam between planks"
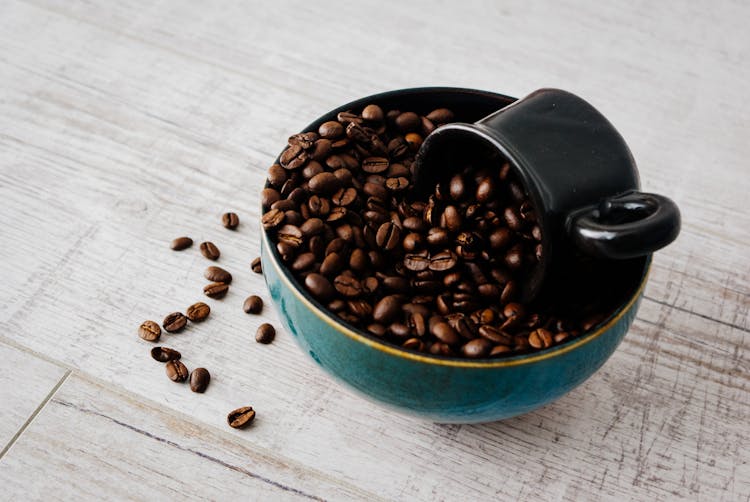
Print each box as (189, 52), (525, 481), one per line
(0, 369), (72, 460)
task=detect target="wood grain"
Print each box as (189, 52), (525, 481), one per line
(0, 342), (68, 453)
(0, 0), (747, 500)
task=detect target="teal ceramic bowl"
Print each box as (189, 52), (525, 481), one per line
(262, 88), (651, 423)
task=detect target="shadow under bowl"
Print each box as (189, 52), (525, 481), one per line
(261, 87), (650, 423)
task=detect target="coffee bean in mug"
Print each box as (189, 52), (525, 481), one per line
(151, 346), (181, 362)
(222, 212), (239, 229)
(138, 320), (161, 342)
(162, 312), (187, 333)
(199, 241), (220, 260)
(189, 368), (210, 393)
(256, 323), (275, 344)
(186, 302), (210, 322)
(204, 266), (232, 284)
(243, 295), (263, 314)
(165, 360), (189, 382)
(227, 406), (256, 429)
(170, 236), (193, 251)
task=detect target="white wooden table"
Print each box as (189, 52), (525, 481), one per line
(1, 1), (748, 500)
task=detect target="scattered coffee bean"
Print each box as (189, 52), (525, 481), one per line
(199, 241), (220, 260)
(186, 302), (210, 322)
(204, 282), (229, 299)
(189, 368), (210, 393)
(227, 406), (256, 429)
(162, 312), (187, 333)
(204, 266), (232, 284)
(243, 295), (263, 314)
(222, 212), (239, 229)
(165, 360), (189, 382)
(170, 237), (193, 251)
(138, 320), (161, 342)
(251, 257), (262, 274)
(256, 323), (276, 344)
(151, 346), (181, 362)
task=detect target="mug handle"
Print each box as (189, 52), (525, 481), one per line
(567, 191), (681, 259)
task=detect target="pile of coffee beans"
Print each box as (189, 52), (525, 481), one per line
(139, 212), (273, 428)
(263, 103), (609, 359)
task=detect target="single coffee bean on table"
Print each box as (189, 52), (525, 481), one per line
(227, 406), (256, 429)
(262, 102), (614, 358)
(243, 295), (263, 314)
(204, 265), (232, 284)
(222, 212), (240, 229)
(170, 236), (193, 251)
(256, 323), (276, 344)
(162, 312), (187, 333)
(251, 257), (262, 274)
(138, 320), (161, 342)
(204, 282), (229, 299)
(151, 346), (181, 362)
(165, 360), (189, 382)
(186, 302), (210, 322)
(199, 241), (220, 260)
(189, 368), (211, 393)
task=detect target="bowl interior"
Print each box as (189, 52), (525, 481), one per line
(262, 87), (649, 364)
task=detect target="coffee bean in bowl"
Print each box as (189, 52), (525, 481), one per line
(259, 87), (652, 423)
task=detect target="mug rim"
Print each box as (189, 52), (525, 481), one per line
(262, 86), (651, 368)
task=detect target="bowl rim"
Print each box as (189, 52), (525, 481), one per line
(262, 86), (651, 368)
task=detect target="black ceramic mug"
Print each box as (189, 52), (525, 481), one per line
(415, 88), (681, 300)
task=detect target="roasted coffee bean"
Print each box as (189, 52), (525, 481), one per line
(362, 104), (384, 122)
(476, 176), (496, 203)
(163, 312), (187, 333)
(309, 172), (340, 195)
(138, 320), (161, 342)
(426, 108), (454, 124)
(204, 266), (232, 284)
(199, 241), (220, 261)
(222, 212), (240, 229)
(277, 225), (304, 248)
(243, 295), (263, 314)
(489, 228), (512, 250)
(320, 252), (345, 276)
(261, 188), (281, 208)
(228, 406), (256, 429)
(280, 144), (308, 169)
(528, 328), (553, 349)
(489, 345), (513, 357)
(503, 207), (523, 231)
(387, 137), (409, 158)
(302, 161), (325, 180)
(319, 120), (344, 138)
(375, 221), (401, 251)
(262, 208), (286, 229)
(189, 368), (210, 393)
(267, 163), (287, 187)
(462, 338), (492, 358)
(334, 274), (362, 297)
(429, 250), (457, 271)
(505, 244), (524, 270)
(349, 248), (369, 271)
(373, 295), (402, 324)
(251, 257), (262, 274)
(288, 131), (318, 149)
(431, 321), (460, 345)
(331, 187), (356, 207)
(151, 346), (181, 362)
(170, 237), (193, 251)
(204, 282), (229, 299)
(368, 323), (388, 337)
(407, 312), (427, 337)
(299, 218), (324, 237)
(404, 132), (423, 149)
(449, 174), (466, 201)
(362, 157), (389, 173)
(395, 112), (421, 132)
(256, 323), (276, 344)
(347, 299), (372, 318)
(291, 252), (316, 271)
(186, 302), (210, 322)
(305, 273), (335, 301)
(441, 205), (461, 232)
(478, 325), (513, 345)
(404, 252), (430, 272)
(166, 360), (189, 382)
(402, 232), (423, 252)
(390, 322), (411, 338)
(386, 176), (409, 191)
(426, 227), (449, 246)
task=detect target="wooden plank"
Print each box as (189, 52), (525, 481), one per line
(0, 341), (68, 452)
(0, 373), (377, 501)
(0, 0), (747, 500)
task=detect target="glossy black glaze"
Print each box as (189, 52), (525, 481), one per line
(416, 88), (681, 300)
